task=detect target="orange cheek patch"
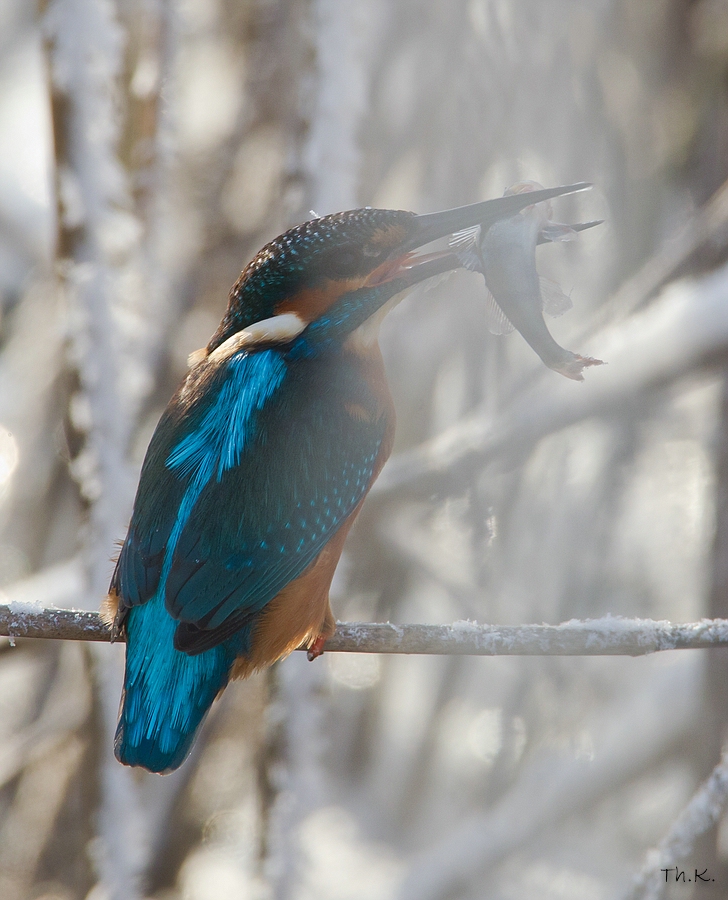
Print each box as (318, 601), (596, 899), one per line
(275, 277), (365, 321)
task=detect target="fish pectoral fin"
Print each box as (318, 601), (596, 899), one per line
(539, 277), (573, 318)
(484, 288), (515, 335)
(449, 225), (483, 271)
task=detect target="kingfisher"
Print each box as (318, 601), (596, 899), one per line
(105, 183), (593, 773)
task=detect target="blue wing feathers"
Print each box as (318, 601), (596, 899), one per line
(160, 347), (385, 633)
(166, 349), (287, 479)
(114, 348), (293, 770)
(114, 343), (387, 769)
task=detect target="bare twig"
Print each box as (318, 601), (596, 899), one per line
(2, 606), (728, 656)
(623, 749), (728, 900)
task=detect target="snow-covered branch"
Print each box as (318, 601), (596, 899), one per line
(2, 607), (728, 656)
(623, 749), (728, 900)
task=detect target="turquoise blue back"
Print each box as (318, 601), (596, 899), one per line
(112, 343), (387, 772)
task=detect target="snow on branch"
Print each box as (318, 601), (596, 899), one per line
(1, 606), (728, 655)
(623, 749), (728, 900)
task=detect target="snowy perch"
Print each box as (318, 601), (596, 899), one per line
(623, 748), (728, 900)
(2, 606), (728, 656)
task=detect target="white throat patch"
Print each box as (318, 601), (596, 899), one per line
(189, 313), (307, 367)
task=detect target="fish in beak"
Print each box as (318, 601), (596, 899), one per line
(450, 181), (604, 381)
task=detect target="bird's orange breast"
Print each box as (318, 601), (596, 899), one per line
(232, 340), (395, 678)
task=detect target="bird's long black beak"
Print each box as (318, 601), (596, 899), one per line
(367, 183), (593, 292)
(403, 182), (592, 252)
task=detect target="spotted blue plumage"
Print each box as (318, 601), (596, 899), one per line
(112, 341), (387, 771)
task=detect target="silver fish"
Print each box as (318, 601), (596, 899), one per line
(451, 181), (604, 381)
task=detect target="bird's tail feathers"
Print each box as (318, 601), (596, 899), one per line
(114, 595), (239, 774)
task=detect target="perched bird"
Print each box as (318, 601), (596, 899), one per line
(105, 183), (593, 773)
(451, 181), (604, 380)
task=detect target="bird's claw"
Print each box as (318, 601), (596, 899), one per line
(307, 635), (328, 661)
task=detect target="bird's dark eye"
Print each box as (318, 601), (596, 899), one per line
(310, 244), (366, 280)
(331, 247), (361, 274)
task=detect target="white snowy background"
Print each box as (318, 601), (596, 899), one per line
(1, 1), (728, 899)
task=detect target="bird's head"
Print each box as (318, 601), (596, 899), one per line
(204, 183), (591, 359)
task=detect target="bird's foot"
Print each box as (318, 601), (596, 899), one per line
(307, 635), (328, 662)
